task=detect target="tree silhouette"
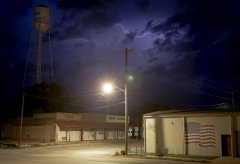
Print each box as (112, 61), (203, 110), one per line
(21, 83), (69, 116)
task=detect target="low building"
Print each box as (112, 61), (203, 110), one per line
(143, 109), (240, 157)
(1, 112), (127, 142)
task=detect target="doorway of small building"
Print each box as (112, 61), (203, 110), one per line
(221, 135), (232, 156)
(236, 131), (240, 157)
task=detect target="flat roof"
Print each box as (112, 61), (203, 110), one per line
(143, 108), (240, 117)
(56, 120), (125, 131)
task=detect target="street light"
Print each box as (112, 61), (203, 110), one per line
(101, 47), (134, 155)
(102, 82), (114, 94)
(102, 82), (129, 155)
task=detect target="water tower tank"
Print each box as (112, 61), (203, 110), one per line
(32, 4), (50, 33)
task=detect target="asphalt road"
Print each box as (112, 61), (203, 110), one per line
(0, 140), (205, 164)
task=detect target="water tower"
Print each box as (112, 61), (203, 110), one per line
(23, 4), (54, 87)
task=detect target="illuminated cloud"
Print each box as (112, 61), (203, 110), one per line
(0, 0), (240, 116)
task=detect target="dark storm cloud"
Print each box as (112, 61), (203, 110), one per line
(82, 11), (119, 29)
(141, 20), (153, 33)
(147, 53), (194, 80)
(0, 0), (33, 104)
(52, 1), (120, 41)
(51, 24), (85, 41)
(0, 0), (33, 16)
(135, 0), (149, 11)
(0, 0), (32, 44)
(1, 0), (240, 114)
(148, 63), (166, 76)
(51, 11), (120, 41)
(57, 0), (106, 10)
(121, 32), (137, 44)
(146, 0), (240, 78)
(148, 57), (158, 63)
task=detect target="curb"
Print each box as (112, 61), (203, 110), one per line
(146, 155), (211, 163)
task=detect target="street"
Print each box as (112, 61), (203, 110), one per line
(0, 140), (204, 164)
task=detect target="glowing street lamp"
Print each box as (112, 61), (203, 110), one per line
(102, 81), (129, 155)
(101, 48), (134, 155)
(102, 82), (113, 94)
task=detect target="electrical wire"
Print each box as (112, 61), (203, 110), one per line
(189, 89), (230, 100)
(25, 92), (103, 99)
(191, 79), (230, 93)
(202, 78), (235, 91)
(95, 101), (125, 110)
(97, 98), (125, 101)
(24, 94), (125, 111)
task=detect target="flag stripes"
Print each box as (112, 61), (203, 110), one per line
(185, 122), (216, 147)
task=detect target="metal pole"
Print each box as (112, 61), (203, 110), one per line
(19, 92), (25, 148)
(231, 92), (235, 108)
(125, 48), (128, 155)
(227, 91), (237, 108)
(136, 111), (138, 155)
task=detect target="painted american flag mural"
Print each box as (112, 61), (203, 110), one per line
(185, 122), (217, 147)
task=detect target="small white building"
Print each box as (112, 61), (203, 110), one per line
(143, 109), (240, 157)
(1, 112), (126, 143)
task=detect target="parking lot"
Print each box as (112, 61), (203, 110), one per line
(0, 140), (207, 164)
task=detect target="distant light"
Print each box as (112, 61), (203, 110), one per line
(102, 82), (113, 94)
(128, 75), (134, 81)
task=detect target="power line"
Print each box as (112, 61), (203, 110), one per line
(25, 92), (103, 99)
(97, 98), (125, 101)
(191, 79), (231, 93)
(203, 78), (234, 91)
(25, 94), (125, 111)
(178, 103), (227, 108)
(190, 89), (230, 100)
(95, 101), (125, 110)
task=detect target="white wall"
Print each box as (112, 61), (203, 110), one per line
(117, 130), (125, 139)
(58, 131), (67, 141)
(96, 129), (104, 140)
(186, 116), (231, 156)
(107, 130), (118, 139)
(69, 131), (81, 141)
(157, 117), (184, 154)
(145, 118), (157, 153)
(83, 129), (95, 140)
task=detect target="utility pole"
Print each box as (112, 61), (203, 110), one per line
(124, 48), (129, 155)
(124, 48), (134, 155)
(19, 92), (25, 148)
(228, 91), (237, 108)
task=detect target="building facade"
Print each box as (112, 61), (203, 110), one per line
(1, 112), (127, 142)
(143, 110), (240, 157)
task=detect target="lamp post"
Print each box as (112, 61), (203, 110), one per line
(124, 48), (135, 155)
(102, 48), (134, 155)
(124, 48), (129, 155)
(102, 82), (128, 155)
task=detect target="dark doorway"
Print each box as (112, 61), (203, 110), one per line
(221, 135), (232, 156)
(237, 131), (240, 157)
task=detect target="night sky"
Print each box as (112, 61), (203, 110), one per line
(1, 0), (240, 117)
